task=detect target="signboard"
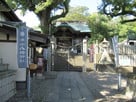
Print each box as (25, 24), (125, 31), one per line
(17, 23), (28, 68)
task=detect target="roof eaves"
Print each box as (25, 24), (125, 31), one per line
(0, 0), (21, 21)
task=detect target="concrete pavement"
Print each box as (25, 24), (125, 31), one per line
(7, 71), (129, 102)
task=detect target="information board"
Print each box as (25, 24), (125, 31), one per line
(17, 23), (28, 68)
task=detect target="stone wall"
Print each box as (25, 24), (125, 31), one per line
(125, 73), (136, 100)
(0, 70), (16, 102)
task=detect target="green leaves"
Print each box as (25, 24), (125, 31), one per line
(100, 0), (136, 23)
(6, 0), (70, 34)
(35, 0), (53, 13)
(59, 6), (89, 22)
(88, 13), (112, 43)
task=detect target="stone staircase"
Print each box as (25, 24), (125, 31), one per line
(54, 50), (94, 72)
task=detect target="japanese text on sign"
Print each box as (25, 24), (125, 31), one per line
(17, 24), (28, 68)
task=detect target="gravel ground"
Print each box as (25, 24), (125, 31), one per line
(80, 72), (129, 102)
(7, 71), (131, 102)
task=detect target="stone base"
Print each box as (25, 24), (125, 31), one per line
(16, 81), (27, 90)
(126, 74), (136, 100)
(96, 64), (116, 72)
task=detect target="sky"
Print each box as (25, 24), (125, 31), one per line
(15, 0), (101, 28)
(70, 0), (101, 13)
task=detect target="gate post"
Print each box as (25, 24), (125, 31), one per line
(82, 37), (88, 72)
(47, 46), (51, 72)
(51, 35), (55, 71)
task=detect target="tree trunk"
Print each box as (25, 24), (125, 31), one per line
(38, 8), (51, 34)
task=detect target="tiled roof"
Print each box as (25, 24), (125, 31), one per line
(56, 21), (91, 33)
(68, 22), (91, 33)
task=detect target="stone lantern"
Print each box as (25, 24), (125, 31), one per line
(99, 38), (113, 64)
(101, 38), (109, 49)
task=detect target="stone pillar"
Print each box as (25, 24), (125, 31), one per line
(51, 35), (55, 71)
(47, 46), (51, 72)
(82, 37), (87, 72)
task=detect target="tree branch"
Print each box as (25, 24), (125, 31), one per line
(103, 2), (136, 17)
(121, 18), (136, 23)
(49, 0), (70, 23)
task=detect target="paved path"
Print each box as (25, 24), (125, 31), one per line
(45, 72), (94, 102)
(8, 71), (129, 102)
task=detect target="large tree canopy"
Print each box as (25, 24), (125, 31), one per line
(100, 0), (136, 23)
(58, 6), (89, 22)
(88, 12), (115, 43)
(6, 0), (70, 34)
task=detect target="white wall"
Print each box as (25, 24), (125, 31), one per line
(0, 42), (26, 81)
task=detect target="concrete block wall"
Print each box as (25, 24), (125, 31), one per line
(0, 74), (16, 102)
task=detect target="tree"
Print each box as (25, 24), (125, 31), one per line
(58, 6), (89, 22)
(118, 21), (136, 41)
(6, 0), (70, 34)
(88, 12), (117, 43)
(100, 0), (136, 23)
